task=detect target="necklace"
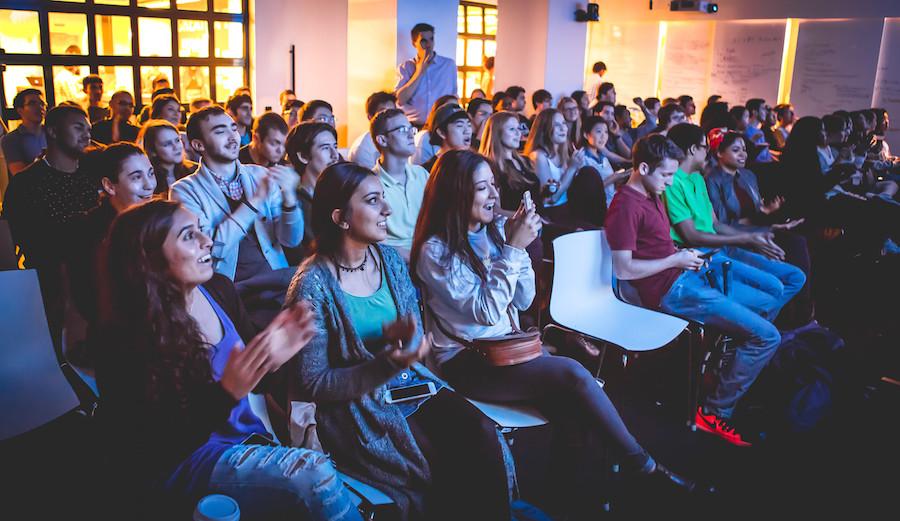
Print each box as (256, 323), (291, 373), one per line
(333, 248), (368, 273)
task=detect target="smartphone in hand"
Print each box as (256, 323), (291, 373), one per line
(698, 248), (721, 260)
(522, 191), (534, 212)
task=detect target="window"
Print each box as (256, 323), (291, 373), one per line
(457, 1), (497, 103)
(0, 0), (249, 122)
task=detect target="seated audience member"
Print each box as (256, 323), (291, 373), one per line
(189, 97), (213, 115)
(420, 103), (473, 172)
(279, 88), (297, 108)
(677, 95), (697, 123)
(2, 105), (97, 344)
(232, 85), (251, 97)
(529, 89), (553, 124)
(286, 122), (340, 259)
(524, 108), (586, 226)
(744, 99), (773, 163)
(412, 94), (459, 165)
(664, 124), (806, 317)
(572, 89), (591, 116)
(480, 111), (540, 213)
(470, 88), (487, 100)
(557, 96), (582, 151)
(370, 108), (430, 259)
(2, 89), (47, 175)
(283, 99), (304, 128)
(239, 111), (289, 167)
(466, 97), (493, 150)
(92, 90), (140, 144)
(634, 97), (662, 138)
(139, 119), (199, 195)
(349, 91), (398, 169)
(506, 86), (527, 114)
(491, 90), (511, 112)
(606, 135), (790, 446)
(729, 106), (749, 133)
(226, 93), (253, 147)
(614, 104), (638, 150)
(82, 75), (109, 124)
(299, 99), (335, 127)
(594, 101), (631, 165)
(170, 106), (302, 328)
(771, 103), (795, 150)
(150, 94), (183, 127)
(662, 97), (679, 107)
(516, 113), (532, 151)
(870, 108), (893, 160)
(700, 101), (731, 136)
(579, 115), (628, 216)
(67, 143), (155, 329)
(413, 150), (708, 506)
(823, 114), (897, 200)
(707, 94), (723, 107)
(762, 102), (780, 152)
(653, 103), (687, 136)
(97, 199), (360, 520)
(285, 162), (514, 521)
(595, 81), (616, 106)
(394, 22), (458, 127)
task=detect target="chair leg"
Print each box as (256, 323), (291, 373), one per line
(686, 324), (705, 430)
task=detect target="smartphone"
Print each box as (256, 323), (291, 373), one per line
(385, 382), (437, 404)
(522, 191), (534, 211)
(698, 248), (721, 259)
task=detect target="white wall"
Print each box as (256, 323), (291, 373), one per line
(250, 0), (298, 112)
(543, 0), (588, 103)
(395, 0), (458, 66)
(495, 0), (549, 104)
(593, 0), (900, 21)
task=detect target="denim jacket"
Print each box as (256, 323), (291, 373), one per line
(705, 166), (764, 227)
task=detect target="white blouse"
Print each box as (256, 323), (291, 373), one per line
(416, 220), (536, 364)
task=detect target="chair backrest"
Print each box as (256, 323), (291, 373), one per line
(0, 269), (79, 441)
(549, 229), (611, 319)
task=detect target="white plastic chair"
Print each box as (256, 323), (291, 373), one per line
(0, 269), (80, 440)
(547, 230), (704, 426)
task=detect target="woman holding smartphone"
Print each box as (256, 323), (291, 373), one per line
(96, 199), (361, 520)
(285, 162), (516, 521)
(412, 150), (712, 508)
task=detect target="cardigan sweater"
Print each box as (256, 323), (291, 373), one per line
(285, 244), (444, 520)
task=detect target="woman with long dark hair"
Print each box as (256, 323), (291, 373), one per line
(412, 150), (711, 510)
(285, 162), (516, 521)
(138, 119), (197, 195)
(96, 199), (360, 520)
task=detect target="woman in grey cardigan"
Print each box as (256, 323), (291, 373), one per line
(285, 162), (514, 521)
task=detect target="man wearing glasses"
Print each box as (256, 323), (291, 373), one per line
(370, 108), (427, 260)
(3, 89), (48, 175)
(91, 90), (139, 144)
(299, 100), (336, 127)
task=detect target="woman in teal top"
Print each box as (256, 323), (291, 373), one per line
(285, 162), (520, 521)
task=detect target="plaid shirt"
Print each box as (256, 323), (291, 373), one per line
(208, 165), (244, 201)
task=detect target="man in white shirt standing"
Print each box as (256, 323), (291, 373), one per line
(349, 91), (397, 170)
(394, 22), (458, 128)
(370, 108), (429, 260)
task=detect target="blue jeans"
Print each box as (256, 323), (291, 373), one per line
(721, 246), (807, 321)
(208, 445), (362, 521)
(660, 250), (804, 418)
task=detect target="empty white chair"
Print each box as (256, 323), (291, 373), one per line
(0, 269), (80, 440)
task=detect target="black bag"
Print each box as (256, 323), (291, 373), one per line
(762, 325), (844, 433)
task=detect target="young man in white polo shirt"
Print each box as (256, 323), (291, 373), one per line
(370, 108), (429, 260)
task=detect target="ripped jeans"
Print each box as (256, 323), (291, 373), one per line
(208, 444), (362, 521)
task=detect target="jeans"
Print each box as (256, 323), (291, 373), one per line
(660, 249), (804, 418)
(207, 444), (363, 521)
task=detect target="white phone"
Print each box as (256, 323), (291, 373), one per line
(385, 382), (437, 404)
(522, 191), (534, 211)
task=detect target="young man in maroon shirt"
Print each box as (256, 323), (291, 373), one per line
(605, 134), (785, 447)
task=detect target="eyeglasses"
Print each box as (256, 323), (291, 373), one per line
(385, 125), (417, 137)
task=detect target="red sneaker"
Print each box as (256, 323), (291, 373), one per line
(695, 407), (753, 447)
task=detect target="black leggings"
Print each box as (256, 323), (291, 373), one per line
(407, 389), (510, 521)
(441, 350), (648, 470)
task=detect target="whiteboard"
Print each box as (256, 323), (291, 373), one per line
(873, 18), (900, 154)
(709, 21), (786, 107)
(585, 21), (660, 107)
(790, 19), (884, 118)
(660, 21), (715, 107)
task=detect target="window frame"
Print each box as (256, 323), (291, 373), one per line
(457, 0), (496, 104)
(0, 0), (249, 122)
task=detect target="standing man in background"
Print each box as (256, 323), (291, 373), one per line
(587, 61), (607, 101)
(394, 22), (457, 127)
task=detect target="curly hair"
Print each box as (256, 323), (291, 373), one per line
(100, 199), (211, 411)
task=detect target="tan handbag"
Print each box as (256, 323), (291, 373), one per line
(431, 305), (542, 367)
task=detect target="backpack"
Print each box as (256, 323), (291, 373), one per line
(761, 324), (844, 433)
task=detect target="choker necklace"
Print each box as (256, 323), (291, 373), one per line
(333, 248), (368, 273)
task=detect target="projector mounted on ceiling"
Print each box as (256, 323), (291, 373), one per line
(669, 0), (719, 13)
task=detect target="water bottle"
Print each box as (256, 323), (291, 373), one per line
(194, 494), (240, 521)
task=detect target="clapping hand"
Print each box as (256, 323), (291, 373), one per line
(383, 315), (432, 368)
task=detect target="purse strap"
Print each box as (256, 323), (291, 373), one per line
(424, 295), (521, 347)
